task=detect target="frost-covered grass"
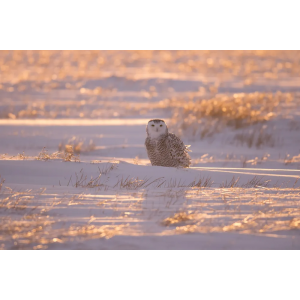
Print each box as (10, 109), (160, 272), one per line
(0, 158), (300, 249)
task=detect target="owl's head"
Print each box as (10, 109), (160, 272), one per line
(146, 119), (168, 139)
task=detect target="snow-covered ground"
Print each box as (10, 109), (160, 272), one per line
(0, 51), (300, 249)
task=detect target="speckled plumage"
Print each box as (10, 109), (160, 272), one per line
(145, 119), (191, 168)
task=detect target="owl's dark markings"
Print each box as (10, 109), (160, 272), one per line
(145, 131), (191, 168)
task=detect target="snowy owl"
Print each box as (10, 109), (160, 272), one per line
(145, 119), (191, 168)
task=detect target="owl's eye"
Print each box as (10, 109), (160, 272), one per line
(151, 124), (155, 127)
(160, 124), (162, 127)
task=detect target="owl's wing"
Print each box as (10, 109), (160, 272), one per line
(166, 133), (191, 165)
(145, 137), (150, 147)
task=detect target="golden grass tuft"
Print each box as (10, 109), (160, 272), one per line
(164, 92), (300, 140)
(162, 212), (195, 226)
(58, 137), (96, 154)
(284, 154), (300, 165)
(35, 147), (80, 162)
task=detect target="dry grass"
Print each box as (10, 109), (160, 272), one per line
(133, 156), (140, 165)
(0, 185), (52, 249)
(219, 177), (240, 188)
(191, 154), (215, 166)
(220, 176), (271, 188)
(0, 217), (126, 249)
(64, 224), (127, 240)
(35, 147), (80, 162)
(0, 152), (29, 160)
(0, 217), (55, 249)
(2, 51), (300, 122)
(71, 166), (213, 191)
(112, 176), (213, 190)
(0, 214), (127, 249)
(1, 172), (300, 249)
(58, 137), (96, 154)
(0, 182), (128, 249)
(222, 215), (300, 233)
(162, 211), (196, 226)
(1, 51), (300, 85)
(162, 182), (300, 235)
(284, 154), (300, 165)
(233, 125), (276, 148)
(0, 104), (49, 119)
(71, 164), (117, 188)
(155, 189), (187, 199)
(240, 153), (270, 167)
(98, 163), (118, 175)
(0, 186), (46, 212)
(35, 147), (59, 161)
(165, 92), (299, 140)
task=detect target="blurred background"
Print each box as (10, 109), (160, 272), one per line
(1, 50), (300, 167)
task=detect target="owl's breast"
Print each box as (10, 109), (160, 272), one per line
(145, 137), (170, 166)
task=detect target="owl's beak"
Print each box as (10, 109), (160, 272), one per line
(156, 128), (158, 132)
